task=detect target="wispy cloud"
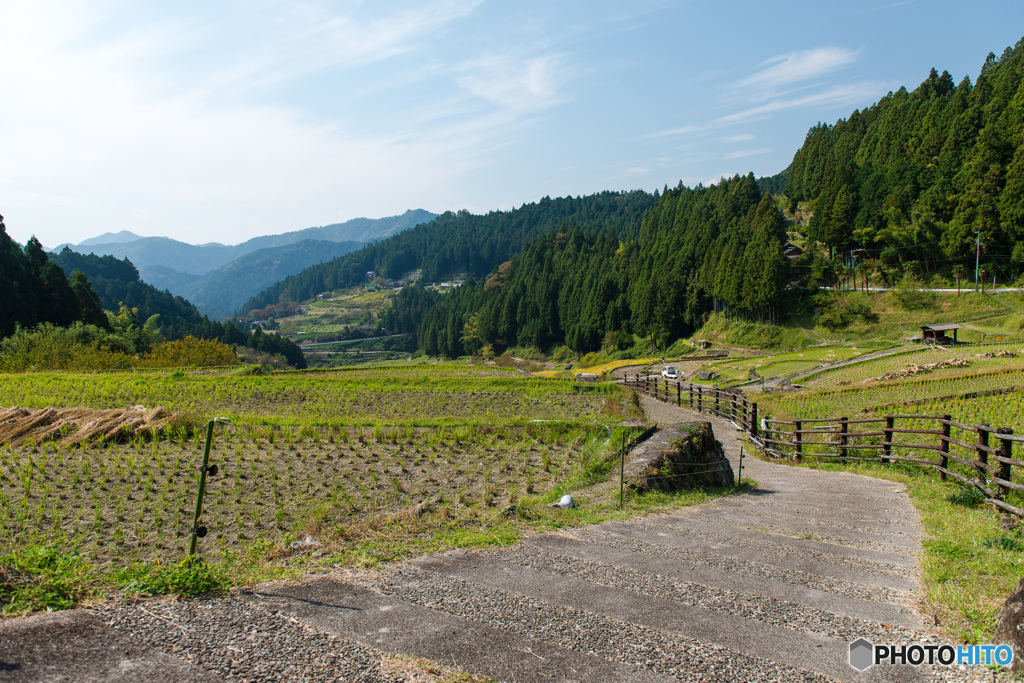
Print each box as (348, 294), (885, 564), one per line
(456, 51), (584, 114)
(724, 148), (773, 160)
(638, 124), (710, 140)
(733, 47), (861, 94)
(717, 83), (885, 123)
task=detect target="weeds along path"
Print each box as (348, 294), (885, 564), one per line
(4, 396), (960, 681)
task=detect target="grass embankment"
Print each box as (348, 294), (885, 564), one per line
(0, 364), (752, 614)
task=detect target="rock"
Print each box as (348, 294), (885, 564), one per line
(1000, 516), (1021, 533)
(289, 535), (321, 551)
(994, 577), (1024, 675)
(623, 422), (734, 492)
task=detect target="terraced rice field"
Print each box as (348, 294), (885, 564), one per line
(0, 365), (638, 573)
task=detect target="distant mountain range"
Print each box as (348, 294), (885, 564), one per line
(53, 209), (436, 318)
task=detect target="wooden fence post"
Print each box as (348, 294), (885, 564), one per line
(794, 419), (803, 462)
(676, 381), (681, 406)
(839, 417), (848, 463)
(976, 424), (990, 488)
(696, 387), (703, 413)
(882, 415), (895, 463)
(750, 403), (758, 437)
(939, 415), (951, 482)
(714, 390), (720, 417)
(996, 428), (1014, 500)
(688, 384), (694, 410)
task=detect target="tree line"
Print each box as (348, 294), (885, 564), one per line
(239, 191), (657, 315)
(408, 175), (790, 357)
(786, 37), (1024, 278)
(0, 218), (306, 369)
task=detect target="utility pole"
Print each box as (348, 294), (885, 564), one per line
(975, 231), (981, 292)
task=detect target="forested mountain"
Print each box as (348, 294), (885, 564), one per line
(408, 175), (789, 356)
(53, 209), (435, 276)
(240, 191), (657, 314)
(786, 37), (1024, 277)
(141, 239), (364, 320)
(49, 248), (307, 368)
(0, 215), (109, 338)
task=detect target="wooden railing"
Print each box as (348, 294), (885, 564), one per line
(623, 374), (759, 437)
(622, 374), (1023, 517)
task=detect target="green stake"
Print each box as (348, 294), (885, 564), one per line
(189, 418), (227, 557)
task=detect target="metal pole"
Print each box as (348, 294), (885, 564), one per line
(619, 431), (626, 507)
(189, 419), (226, 556)
(975, 231), (981, 292)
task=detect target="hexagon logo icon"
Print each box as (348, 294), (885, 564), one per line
(849, 638), (874, 671)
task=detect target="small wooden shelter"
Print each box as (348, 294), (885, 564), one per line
(920, 323), (961, 345)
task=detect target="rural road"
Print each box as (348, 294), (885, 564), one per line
(0, 397), (993, 682)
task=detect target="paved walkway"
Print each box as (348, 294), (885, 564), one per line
(2, 397), (991, 682)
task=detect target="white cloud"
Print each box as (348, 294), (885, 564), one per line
(717, 83), (886, 124)
(639, 124), (709, 140)
(724, 148), (773, 160)
(456, 52), (583, 114)
(733, 47), (861, 93)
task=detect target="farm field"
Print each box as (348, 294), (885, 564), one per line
(1, 421), (620, 574)
(0, 365), (617, 428)
(1, 363), (692, 610)
(761, 361), (1024, 423)
(277, 289), (396, 343)
(799, 342), (1024, 388)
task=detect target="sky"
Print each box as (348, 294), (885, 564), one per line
(3, 0), (1024, 248)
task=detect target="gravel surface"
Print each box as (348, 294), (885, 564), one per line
(96, 596), (401, 682)
(697, 506), (921, 541)
(370, 565), (833, 683)
(738, 499), (921, 528)
(482, 544), (915, 643)
(635, 519), (916, 579)
(572, 526), (911, 604)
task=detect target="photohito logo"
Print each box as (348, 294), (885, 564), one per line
(849, 638), (1013, 671)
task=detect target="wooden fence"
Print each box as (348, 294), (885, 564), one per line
(623, 375), (759, 436)
(622, 373), (1023, 517)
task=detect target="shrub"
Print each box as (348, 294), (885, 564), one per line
(890, 276), (936, 311)
(136, 336), (239, 368)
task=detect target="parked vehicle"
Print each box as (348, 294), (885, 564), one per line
(660, 366), (679, 379)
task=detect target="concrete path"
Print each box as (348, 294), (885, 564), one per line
(2, 396), (986, 682)
(235, 397), (947, 681)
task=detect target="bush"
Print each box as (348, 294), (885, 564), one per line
(0, 323), (132, 372)
(136, 336), (239, 368)
(890, 276), (936, 311)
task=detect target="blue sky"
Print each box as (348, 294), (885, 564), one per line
(3, 0), (1024, 247)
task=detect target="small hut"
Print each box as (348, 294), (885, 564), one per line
(920, 323), (961, 345)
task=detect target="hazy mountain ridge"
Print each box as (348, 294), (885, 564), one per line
(168, 239), (365, 320)
(51, 209), (436, 274)
(52, 209), (436, 319)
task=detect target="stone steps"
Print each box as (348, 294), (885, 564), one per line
(227, 402), (947, 681)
